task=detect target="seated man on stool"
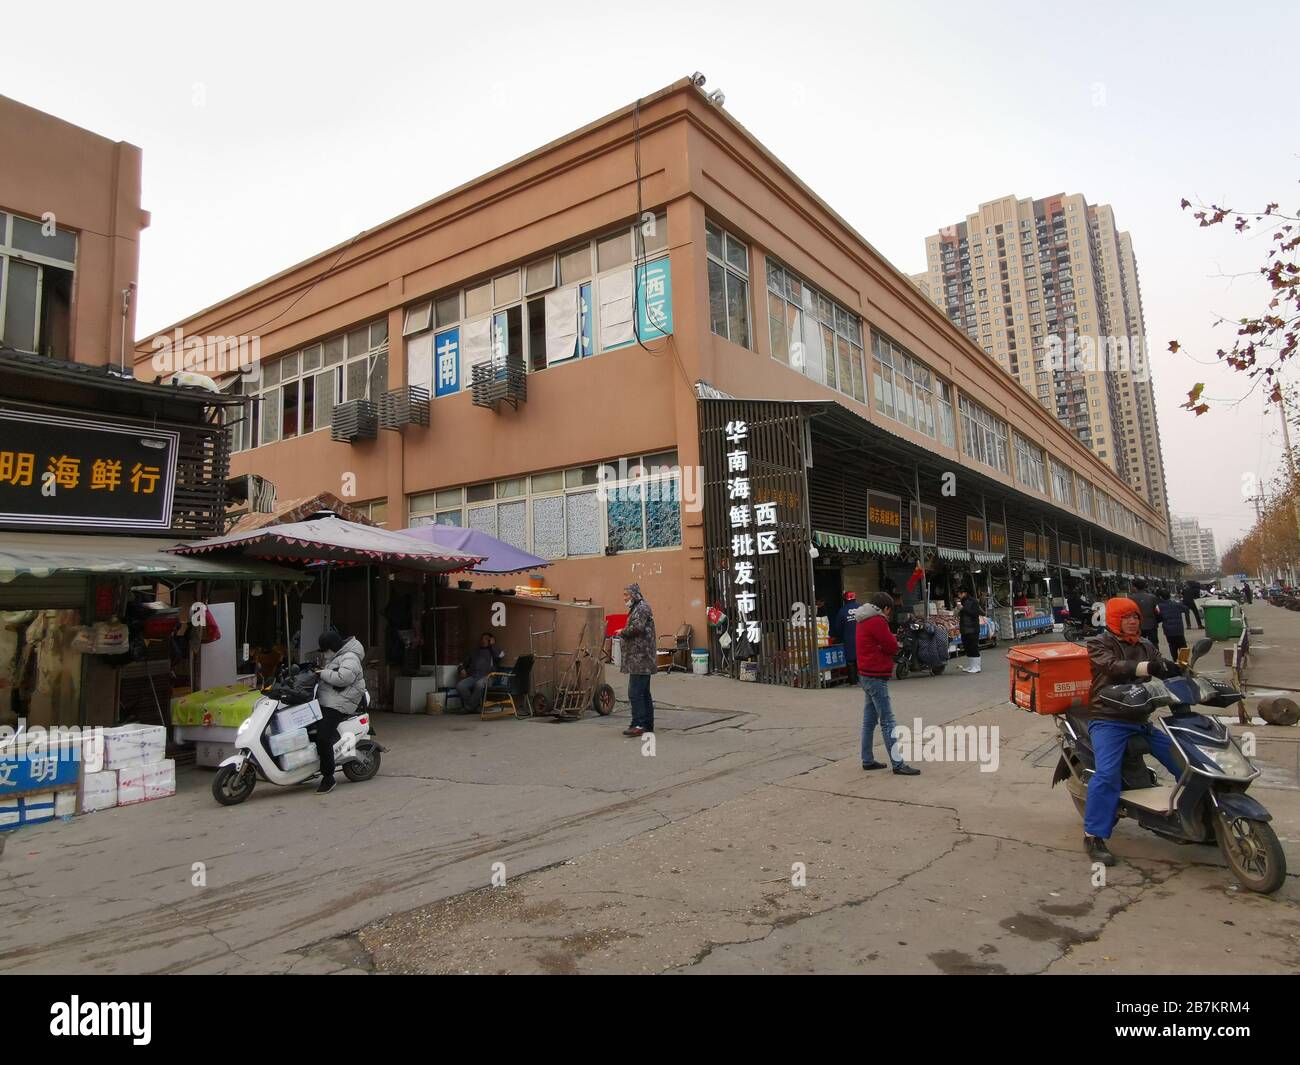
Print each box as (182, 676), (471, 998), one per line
(456, 632), (505, 714)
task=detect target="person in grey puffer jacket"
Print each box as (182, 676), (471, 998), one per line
(617, 583), (657, 736)
(314, 631), (367, 794)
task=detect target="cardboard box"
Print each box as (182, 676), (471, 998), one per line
(273, 703), (322, 733)
(268, 728), (310, 756)
(278, 746), (317, 772)
(79, 770), (118, 812)
(116, 760), (176, 805)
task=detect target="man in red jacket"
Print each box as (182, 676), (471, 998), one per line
(855, 592), (920, 775)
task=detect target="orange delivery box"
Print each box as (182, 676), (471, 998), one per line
(1007, 641), (1093, 715)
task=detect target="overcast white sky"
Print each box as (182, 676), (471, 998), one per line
(5, 0), (1296, 554)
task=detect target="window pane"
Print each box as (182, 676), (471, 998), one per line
(822, 324), (836, 388)
(435, 488), (463, 508)
(302, 343), (322, 371)
(496, 477), (526, 498)
(435, 509), (463, 527)
(646, 477), (681, 548)
(707, 259), (727, 338)
(301, 375), (315, 434)
(324, 335), (345, 365)
(532, 495), (566, 559)
(636, 211), (668, 256)
(494, 270), (520, 306)
(497, 500), (527, 550)
(465, 281), (492, 318)
(566, 465), (599, 488)
(435, 293), (460, 327)
(531, 471), (564, 493)
(11, 215), (77, 262)
(409, 491), (436, 516)
(348, 327), (370, 356)
(525, 257), (556, 294)
(565, 490), (600, 555)
(851, 344), (865, 403)
(705, 221), (724, 260)
(346, 359), (367, 401)
(644, 450), (678, 471)
(315, 370), (336, 428)
(262, 358), (281, 387)
(559, 245), (592, 285)
(260, 386), (281, 444)
(606, 483), (644, 551)
(468, 505), (497, 538)
(771, 295), (792, 360)
(281, 382), (299, 438)
(725, 233), (748, 274)
(2, 260), (37, 351)
(467, 483), (494, 503)
(280, 351), (299, 380)
(726, 274), (749, 349)
(403, 302), (432, 335)
(368, 349), (388, 398)
(371, 319), (388, 347)
(597, 230), (632, 272)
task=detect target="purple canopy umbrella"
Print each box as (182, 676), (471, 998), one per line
(397, 523), (551, 575)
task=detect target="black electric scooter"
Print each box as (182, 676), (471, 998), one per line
(1051, 638), (1286, 893)
(893, 615), (947, 679)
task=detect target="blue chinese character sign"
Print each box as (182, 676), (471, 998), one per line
(636, 257), (673, 340)
(434, 328), (460, 398)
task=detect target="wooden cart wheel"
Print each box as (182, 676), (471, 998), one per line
(592, 683), (616, 716)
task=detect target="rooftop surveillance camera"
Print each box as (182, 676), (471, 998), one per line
(707, 88), (725, 107)
(690, 71), (706, 87)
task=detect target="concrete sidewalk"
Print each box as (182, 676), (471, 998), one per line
(1, 620), (1296, 974)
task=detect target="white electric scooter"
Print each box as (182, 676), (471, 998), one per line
(211, 663), (385, 805)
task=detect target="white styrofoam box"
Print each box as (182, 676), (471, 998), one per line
(79, 770), (118, 812)
(117, 760), (176, 805)
(268, 728), (310, 756)
(81, 729), (105, 774)
(55, 790), (77, 818)
(278, 746), (317, 772)
(273, 703), (322, 734)
(195, 740), (236, 768)
(103, 723), (167, 770)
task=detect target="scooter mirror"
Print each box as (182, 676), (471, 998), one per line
(1190, 637), (1214, 666)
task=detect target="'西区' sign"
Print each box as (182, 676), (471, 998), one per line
(0, 409), (178, 530)
(867, 492), (902, 541)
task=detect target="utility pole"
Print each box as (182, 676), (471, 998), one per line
(1280, 396), (1300, 583)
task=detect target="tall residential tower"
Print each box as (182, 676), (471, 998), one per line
(912, 193), (1169, 519)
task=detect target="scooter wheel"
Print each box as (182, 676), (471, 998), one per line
(212, 763), (256, 806)
(342, 742), (382, 783)
(931, 664), (946, 675)
(1214, 811), (1287, 894)
(895, 660), (910, 680)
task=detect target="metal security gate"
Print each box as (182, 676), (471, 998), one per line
(699, 399), (818, 688)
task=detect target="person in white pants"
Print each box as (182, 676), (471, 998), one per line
(957, 588), (982, 673)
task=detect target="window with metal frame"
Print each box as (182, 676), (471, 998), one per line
(958, 395), (1010, 474)
(1012, 432), (1047, 494)
(768, 258), (865, 403)
(706, 220), (750, 349)
(0, 210), (77, 358)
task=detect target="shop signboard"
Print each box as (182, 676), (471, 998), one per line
(909, 502), (937, 547)
(434, 327), (460, 398)
(1024, 531), (1039, 561)
(637, 257), (673, 339)
(0, 409), (178, 531)
(988, 523), (1007, 555)
(966, 516), (987, 553)
(867, 491), (902, 542)
(724, 419), (777, 649)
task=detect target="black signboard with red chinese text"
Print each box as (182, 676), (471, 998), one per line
(1024, 531), (1039, 561)
(867, 491), (902, 541)
(0, 409), (178, 530)
(988, 523), (1007, 554)
(909, 502), (937, 547)
(967, 517), (987, 553)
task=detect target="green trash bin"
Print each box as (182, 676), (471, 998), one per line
(1202, 599), (1240, 641)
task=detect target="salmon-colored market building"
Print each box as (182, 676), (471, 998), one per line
(136, 78), (1179, 686)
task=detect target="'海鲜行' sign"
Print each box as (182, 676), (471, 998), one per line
(0, 410), (178, 530)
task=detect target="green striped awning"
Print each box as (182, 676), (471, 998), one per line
(972, 551), (1005, 564)
(936, 546), (971, 562)
(813, 530), (901, 557)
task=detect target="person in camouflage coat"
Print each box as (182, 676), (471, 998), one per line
(618, 582), (657, 736)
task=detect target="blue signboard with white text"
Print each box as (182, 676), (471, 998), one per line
(637, 257), (673, 339)
(434, 327), (460, 398)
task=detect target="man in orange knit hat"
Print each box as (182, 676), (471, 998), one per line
(1080, 596), (1185, 867)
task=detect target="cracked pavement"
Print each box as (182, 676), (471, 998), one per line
(3, 603), (1299, 974)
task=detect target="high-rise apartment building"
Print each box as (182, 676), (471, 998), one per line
(1170, 516), (1218, 573)
(912, 193), (1169, 520)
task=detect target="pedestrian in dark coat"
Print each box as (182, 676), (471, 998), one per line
(833, 592), (860, 683)
(1155, 588), (1187, 661)
(617, 583), (657, 737)
(1182, 580), (1202, 629)
(957, 588), (982, 674)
